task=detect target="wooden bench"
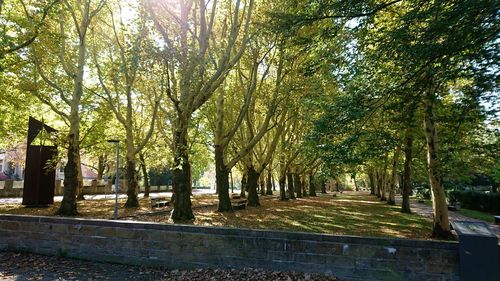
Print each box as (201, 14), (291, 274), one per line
(151, 198), (170, 208)
(232, 194), (241, 199)
(232, 199), (247, 210)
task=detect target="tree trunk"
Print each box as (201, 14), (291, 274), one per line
(57, 9), (90, 215)
(401, 117), (415, 214)
(76, 152), (85, 201)
(279, 173), (287, 200)
(215, 145), (232, 212)
(240, 172), (247, 198)
(125, 129), (139, 207)
(388, 146), (401, 205)
(424, 88), (452, 238)
(260, 175), (265, 196)
(139, 153), (150, 198)
(246, 166), (260, 207)
(171, 123), (194, 222)
(352, 174), (359, 191)
(321, 179), (327, 193)
(97, 154), (106, 180)
(125, 157), (139, 208)
(287, 170), (295, 199)
(309, 174), (317, 196)
(301, 175), (308, 197)
(294, 173), (302, 198)
(266, 169), (273, 195)
(57, 129), (79, 216)
(380, 171), (387, 201)
(368, 169), (375, 195)
(375, 170), (381, 198)
(380, 176), (386, 200)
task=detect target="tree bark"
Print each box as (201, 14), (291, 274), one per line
(368, 169), (375, 195)
(309, 174), (317, 196)
(76, 152), (85, 201)
(388, 146), (401, 205)
(260, 175), (266, 196)
(266, 169), (273, 195)
(58, 130), (79, 216)
(294, 173), (302, 198)
(240, 172), (247, 198)
(301, 175), (308, 197)
(401, 132), (414, 213)
(125, 157), (139, 207)
(375, 170), (381, 198)
(139, 153), (150, 198)
(321, 179), (327, 193)
(215, 145), (232, 212)
(97, 154), (107, 180)
(287, 170), (295, 199)
(279, 173), (287, 200)
(424, 88), (452, 238)
(171, 123), (194, 222)
(352, 174), (359, 191)
(401, 105), (415, 213)
(246, 165), (260, 206)
(380, 167), (388, 201)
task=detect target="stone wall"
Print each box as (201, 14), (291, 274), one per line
(0, 180), (172, 198)
(0, 180), (23, 197)
(0, 215), (465, 281)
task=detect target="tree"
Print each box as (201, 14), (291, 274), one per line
(0, 0), (60, 67)
(27, 0), (105, 215)
(212, 52), (277, 211)
(93, 1), (159, 207)
(145, 0), (255, 222)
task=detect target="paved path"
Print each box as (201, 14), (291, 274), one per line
(0, 189), (215, 204)
(395, 195), (500, 238)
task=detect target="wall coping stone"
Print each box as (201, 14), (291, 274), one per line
(0, 214), (458, 250)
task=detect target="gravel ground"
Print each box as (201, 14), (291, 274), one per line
(0, 251), (340, 281)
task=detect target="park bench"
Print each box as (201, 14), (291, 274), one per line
(151, 198), (169, 208)
(232, 199), (247, 210)
(232, 194), (241, 199)
(447, 202), (461, 211)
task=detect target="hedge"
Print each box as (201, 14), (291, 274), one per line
(448, 190), (500, 214)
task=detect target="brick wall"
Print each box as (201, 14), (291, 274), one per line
(0, 214), (462, 281)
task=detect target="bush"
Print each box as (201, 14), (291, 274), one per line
(448, 190), (500, 214)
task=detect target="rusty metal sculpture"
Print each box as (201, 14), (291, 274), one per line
(22, 117), (58, 206)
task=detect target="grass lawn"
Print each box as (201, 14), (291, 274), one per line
(457, 208), (495, 223)
(0, 192), (433, 239)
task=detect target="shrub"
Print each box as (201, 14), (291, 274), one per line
(449, 190), (500, 214)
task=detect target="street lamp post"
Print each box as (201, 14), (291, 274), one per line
(108, 140), (120, 220)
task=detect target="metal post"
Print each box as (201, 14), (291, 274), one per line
(114, 142), (119, 220)
(108, 140), (120, 220)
